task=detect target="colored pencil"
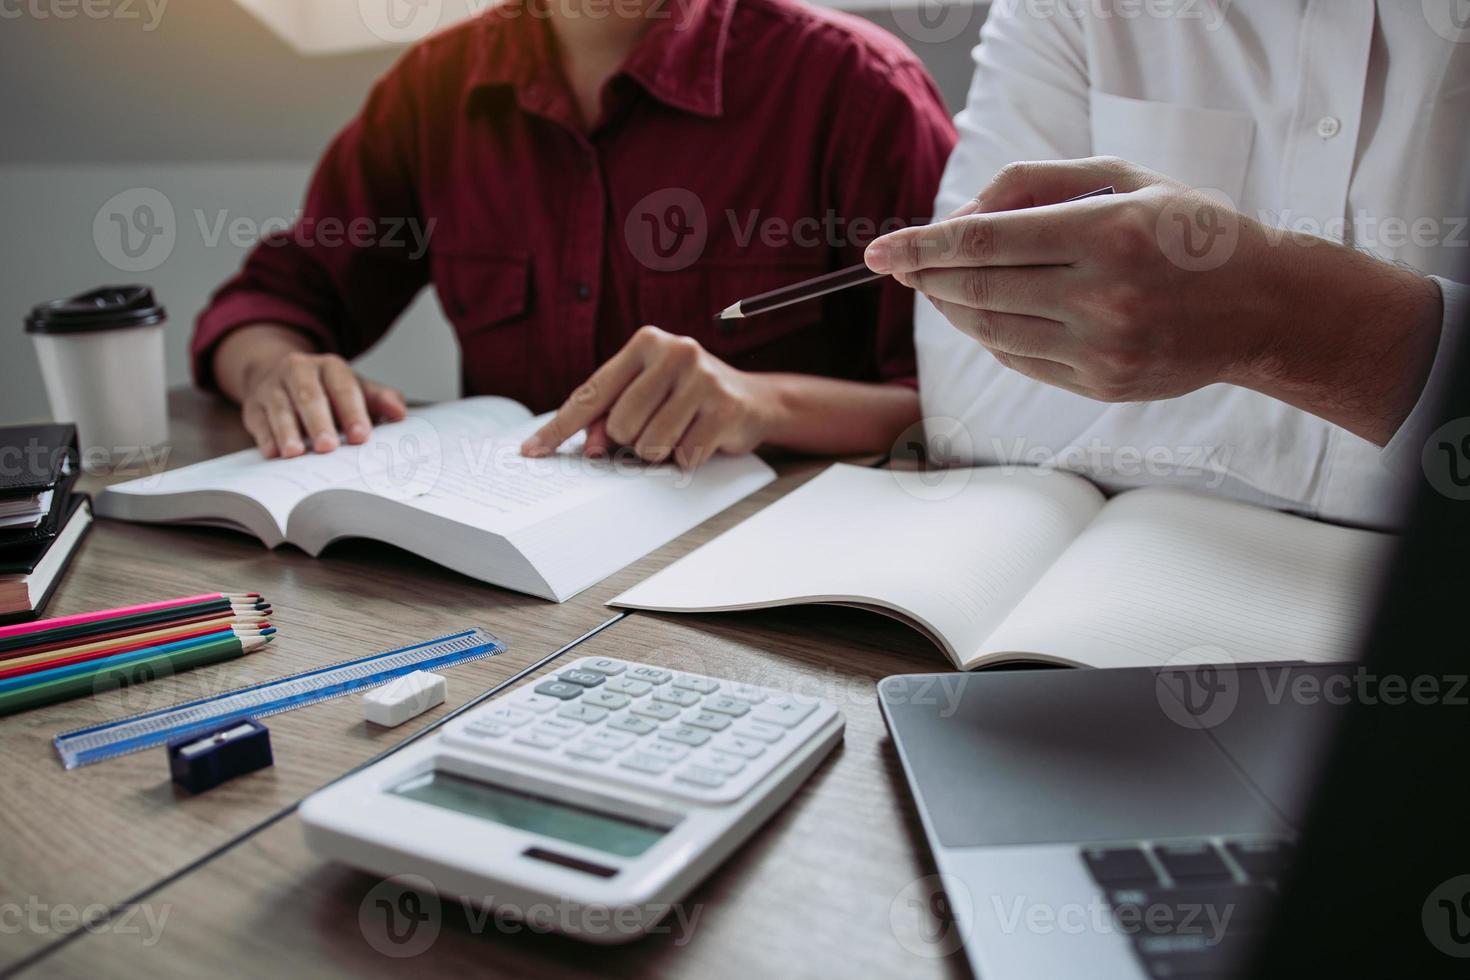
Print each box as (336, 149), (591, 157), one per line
(0, 633), (274, 717)
(0, 621), (272, 680)
(0, 627), (276, 694)
(1, 608), (271, 662)
(0, 599), (269, 655)
(0, 592), (260, 640)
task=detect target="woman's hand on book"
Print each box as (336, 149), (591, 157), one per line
(227, 331), (406, 458)
(521, 326), (774, 469)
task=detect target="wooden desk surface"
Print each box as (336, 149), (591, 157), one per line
(1, 392), (969, 978)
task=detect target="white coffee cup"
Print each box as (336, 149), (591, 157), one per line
(26, 286), (169, 469)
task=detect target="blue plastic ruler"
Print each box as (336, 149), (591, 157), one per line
(54, 628), (504, 769)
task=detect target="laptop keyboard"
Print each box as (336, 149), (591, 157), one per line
(1082, 838), (1293, 978)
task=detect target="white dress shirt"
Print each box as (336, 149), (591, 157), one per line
(917, 0), (1470, 528)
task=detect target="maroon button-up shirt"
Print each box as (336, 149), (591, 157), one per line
(191, 0), (956, 413)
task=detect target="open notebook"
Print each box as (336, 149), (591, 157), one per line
(612, 463), (1394, 670)
(97, 398), (774, 602)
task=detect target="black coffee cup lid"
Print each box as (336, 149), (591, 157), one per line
(25, 285), (166, 335)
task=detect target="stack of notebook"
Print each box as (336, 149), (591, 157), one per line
(0, 424), (93, 625)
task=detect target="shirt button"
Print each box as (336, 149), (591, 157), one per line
(575, 282), (591, 301)
(1316, 115), (1341, 139)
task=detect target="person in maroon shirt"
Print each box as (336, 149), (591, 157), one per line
(196, 0), (955, 468)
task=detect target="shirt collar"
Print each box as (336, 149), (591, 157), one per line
(462, 0), (734, 120)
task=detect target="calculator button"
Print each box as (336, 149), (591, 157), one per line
(463, 720), (510, 739)
(628, 666), (672, 685)
(727, 684), (768, 704)
(700, 751), (746, 775)
(605, 677), (652, 697)
(644, 741), (690, 762)
(483, 707), (533, 727)
(580, 658), (626, 676)
(752, 698), (817, 727)
(653, 687), (700, 708)
(560, 670), (605, 688)
(513, 731), (560, 750)
(558, 703), (608, 725)
(671, 674), (719, 695)
(534, 681), (583, 700)
(608, 714), (658, 736)
(533, 718), (582, 739)
(676, 766), (727, 789)
(631, 700), (681, 721)
(684, 710), (731, 732)
(565, 742), (616, 763)
(704, 696), (750, 717)
(582, 690), (630, 711)
(509, 693), (559, 714)
(735, 721), (786, 743)
(716, 735), (766, 759)
(620, 752), (672, 775)
(587, 730), (635, 750)
(659, 725), (711, 747)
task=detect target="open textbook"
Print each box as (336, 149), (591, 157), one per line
(612, 464), (1394, 670)
(96, 398), (775, 602)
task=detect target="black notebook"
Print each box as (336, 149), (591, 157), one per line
(0, 424), (78, 495)
(0, 494), (93, 625)
(0, 424), (89, 623)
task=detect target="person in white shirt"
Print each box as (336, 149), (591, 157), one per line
(864, 0), (1470, 528)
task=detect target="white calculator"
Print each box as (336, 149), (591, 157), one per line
(301, 656), (844, 943)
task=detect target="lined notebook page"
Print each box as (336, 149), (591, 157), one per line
(973, 486), (1393, 669)
(611, 464), (1105, 667)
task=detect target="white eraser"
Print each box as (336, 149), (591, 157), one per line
(364, 671), (447, 727)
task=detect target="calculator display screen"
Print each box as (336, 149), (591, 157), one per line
(391, 770), (670, 858)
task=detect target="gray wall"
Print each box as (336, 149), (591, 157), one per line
(0, 0), (985, 423)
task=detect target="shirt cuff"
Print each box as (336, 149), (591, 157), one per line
(1381, 276), (1467, 472)
(190, 293), (340, 392)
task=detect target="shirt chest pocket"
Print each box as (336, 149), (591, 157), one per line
(432, 248), (531, 337)
(638, 257), (828, 361)
(1089, 91), (1256, 202)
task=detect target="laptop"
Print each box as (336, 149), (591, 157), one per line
(880, 299), (1470, 978)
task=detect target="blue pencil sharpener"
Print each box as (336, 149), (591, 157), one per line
(167, 718), (273, 793)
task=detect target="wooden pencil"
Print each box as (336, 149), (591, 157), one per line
(0, 592), (260, 640)
(713, 186), (1116, 321)
(0, 633), (274, 717)
(1, 609), (271, 662)
(0, 599), (269, 656)
(0, 620), (272, 680)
